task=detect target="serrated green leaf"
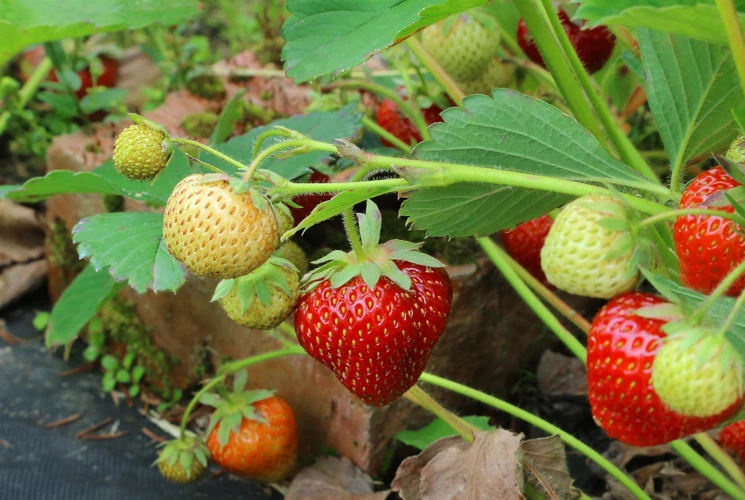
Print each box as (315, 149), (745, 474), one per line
(102, 371), (116, 392)
(638, 29), (744, 173)
(46, 264), (124, 348)
(0, 0), (200, 65)
(286, 185), (403, 238)
(83, 346), (100, 362)
(402, 90), (646, 237)
(396, 0), (490, 40)
(201, 107), (363, 180)
(395, 416), (494, 450)
(576, 1), (745, 46)
(73, 212), (186, 293)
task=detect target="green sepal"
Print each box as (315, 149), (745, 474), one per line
(604, 233), (635, 261)
(198, 173), (232, 185)
(360, 262), (381, 290)
(580, 200), (627, 218)
(358, 199), (382, 248)
(204, 387), (276, 449)
(330, 264), (362, 288)
(127, 113), (170, 137)
(154, 435), (210, 481)
(212, 279), (236, 302)
(229, 177), (252, 194)
(597, 217), (631, 232)
(249, 188), (268, 210)
(634, 303), (684, 322)
(237, 278), (258, 313)
(255, 279), (272, 307)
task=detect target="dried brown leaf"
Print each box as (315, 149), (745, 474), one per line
(537, 350), (588, 397)
(0, 200), (44, 266)
(521, 435), (573, 500)
(285, 456), (389, 500)
(392, 430), (524, 500)
(0, 260), (47, 310)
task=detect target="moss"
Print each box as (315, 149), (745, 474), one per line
(98, 296), (180, 399)
(185, 74), (226, 100)
(47, 218), (85, 272)
(84, 142), (102, 154)
(181, 111), (219, 139)
(102, 194), (125, 213)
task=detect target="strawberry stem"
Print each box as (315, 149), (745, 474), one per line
(638, 208), (745, 229)
(0, 56), (53, 136)
(403, 386), (478, 444)
(343, 210), (365, 260)
(418, 372), (653, 500)
(691, 260), (745, 325)
(171, 137), (246, 173)
(178, 346), (305, 438)
(243, 139), (336, 182)
(360, 115), (412, 153)
(670, 440), (745, 500)
(404, 37), (465, 107)
(693, 433), (745, 492)
(478, 237), (588, 361)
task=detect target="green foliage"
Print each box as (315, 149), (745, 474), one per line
(201, 106), (363, 179)
(395, 416), (494, 450)
(46, 264), (125, 348)
(638, 29), (744, 177)
(401, 90), (648, 237)
(0, 0), (200, 64)
(576, 0), (745, 46)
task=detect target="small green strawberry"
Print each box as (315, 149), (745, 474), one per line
(458, 58), (517, 96)
(727, 134), (745, 163)
(274, 240), (309, 276)
(540, 194), (639, 299)
(652, 328), (745, 418)
(155, 435), (209, 484)
(113, 123), (171, 181)
(421, 11), (500, 82)
(162, 174), (280, 279)
(214, 258), (299, 330)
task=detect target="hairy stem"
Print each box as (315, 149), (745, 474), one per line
(171, 137), (246, 173)
(405, 37), (465, 106)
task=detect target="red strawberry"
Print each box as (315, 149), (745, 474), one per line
(720, 420), (745, 463)
(517, 9), (615, 74)
(587, 292), (738, 446)
(49, 56), (120, 99)
(295, 261), (452, 406)
(501, 214), (553, 284)
(289, 169), (332, 225)
(673, 166), (745, 296)
(376, 98), (443, 148)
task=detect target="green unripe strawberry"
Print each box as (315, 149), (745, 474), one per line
(113, 124), (171, 181)
(727, 134), (745, 163)
(155, 436), (209, 484)
(652, 331), (745, 418)
(458, 58), (517, 96)
(540, 194), (638, 299)
(163, 174), (280, 279)
(421, 11), (500, 82)
(274, 240), (309, 276)
(218, 260), (299, 330)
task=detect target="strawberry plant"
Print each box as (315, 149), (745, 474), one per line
(10, 0), (745, 497)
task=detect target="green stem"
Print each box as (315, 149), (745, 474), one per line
(418, 372), (651, 500)
(671, 440), (745, 500)
(405, 37), (465, 107)
(716, 0), (745, 103)
(0, 57), (54, 136)
(171, 137), (247, 173)
(361, 115), (412, 153)
(178, 346), (305, 437)
(478, 238), (587, 361)
(691, 260), (745, 324)
(511, 0), (609, 151)
(715, 287), (745, 337)
(252, 128), (294, 159)
(538, 0), (658, 184)
(500, 250), (592, 334)
(694, 433), (745, 492)
(244, 139), (333, 181)
(330, 80), (431, 141)
(343, 210), (365, 259)
(404, 386), (478, 443)
(638, 208), (745, 229)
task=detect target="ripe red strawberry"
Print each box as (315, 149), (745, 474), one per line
(294, 201), (453, 406)
(720, 420), (745, 463)
(673, 166), (745, 296)
(501, 214), (553, 284)
(587, 292), (738, 446)
(376, 98), (443, 148)
(517, 9), (615, 74)
(289, 169), (332, 225)
(205, 391), (298, 483)
(295, 262), (452, 406)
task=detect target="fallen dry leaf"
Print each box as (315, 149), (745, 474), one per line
(521, 435), (573, 500)
(537, 350), (587, 397)
(0, 200), (45, 266)
(392, 430), (524, 500)
(285, 456), (389, 500)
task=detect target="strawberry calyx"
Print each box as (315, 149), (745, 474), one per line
(154, 434), (209, 478)
(201, 369), (275, 448)
(211, 257), (299, 313)
(302, 200), (445, 292)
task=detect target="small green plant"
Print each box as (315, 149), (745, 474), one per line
(100, 352), (145, 397)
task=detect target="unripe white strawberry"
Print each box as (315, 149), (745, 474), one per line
(458, 58), (516, 96)
(540, 194), (638, 298)
(113, 124), (171, 180)
(163, 174), (280, 279)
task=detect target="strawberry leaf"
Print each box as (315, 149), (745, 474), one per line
(73, 212), (187, 293)
(638, 29), (744, 173)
